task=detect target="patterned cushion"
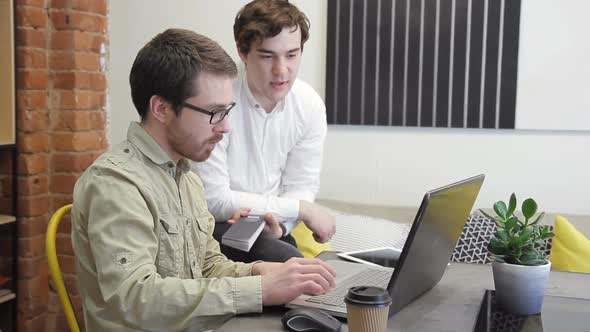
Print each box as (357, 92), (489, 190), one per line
(452, 214), (553, 265)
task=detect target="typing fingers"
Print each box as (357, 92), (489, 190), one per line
(294, 258), (337, 279)
(296, 263), (336, 289)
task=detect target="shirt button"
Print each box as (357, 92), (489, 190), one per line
(167, 162), (174, 168)
(123, 148), (129, 153)
(120, 258), (127, 264)
(255, 104), (260, 108)
(192, 260), (196, 267)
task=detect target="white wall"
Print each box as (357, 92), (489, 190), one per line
(516, 0), (590, 131)
(109, 0), (590, 215)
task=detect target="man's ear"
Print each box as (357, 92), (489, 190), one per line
(148, 95), (169, 124)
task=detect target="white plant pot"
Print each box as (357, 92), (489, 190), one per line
(492, 260), (551, 315)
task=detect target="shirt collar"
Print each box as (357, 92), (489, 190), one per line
(241, 73), (286, 115)
(126, 122), (191, 174)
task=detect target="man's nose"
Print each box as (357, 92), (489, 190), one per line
(272, 58), (288, 76)
(214, 116), (231, 133)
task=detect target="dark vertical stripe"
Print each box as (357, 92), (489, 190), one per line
(325, 0), (337, 124)
(499, 0), (519, 129)
(420, 0), (437, 127)
(378, 0), (394, 125)
(482, 0), (500, 128)
(349, 0), (365, 124)
(392, 0), (407, 126)
(335, 0), (352, 125)
(435, 0), (452, 127)
(451, 0), (468, 127)
(364, 0), (379, 125)
(467, 0), (484, 128)
(406, 0), (421, 126)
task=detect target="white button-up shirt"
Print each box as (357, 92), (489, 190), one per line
(193, 74), (327, 234)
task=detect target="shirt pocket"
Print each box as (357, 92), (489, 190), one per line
(157, 215), (181, 278)
(193, 213), (212, 267)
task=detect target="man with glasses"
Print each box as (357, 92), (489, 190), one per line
(71, 29), (335, 331)
(195, 0), (336, 263)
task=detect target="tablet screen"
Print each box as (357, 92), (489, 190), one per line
(340, 248), (401, 268)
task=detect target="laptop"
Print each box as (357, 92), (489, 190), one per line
(288, 174), (485, 318)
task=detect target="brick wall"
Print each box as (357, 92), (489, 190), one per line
(0, 0), (108, 331)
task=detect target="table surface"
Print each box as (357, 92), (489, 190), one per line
(217, 258), (590, 332)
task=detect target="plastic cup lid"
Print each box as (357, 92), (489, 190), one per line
(344, 286), (392, 307)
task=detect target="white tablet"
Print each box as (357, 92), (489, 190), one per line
(337, 247), (402, 268)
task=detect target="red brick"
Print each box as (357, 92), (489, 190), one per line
(17, 0), (47, 7)
(16, 27), (47, 48)
(17, 69), (49, 90)
(18, 256), (47, 278)
(50, 11), (106, 33)
(50, 194), (72, 212)
(16, 47), (47, 69)
(49, 51), (99, 71)
(53, 132), (104, 152)
(16, 90), (49, 111)
(55, 234), (74, 255)
(19, 235), (46, 258)
(18, 215), (49, 237)
(52, 71), (106, 90)
(52, 90), (104, 110)
(53, 111), (105, 131)
(52, 152), (96, 172)
(16, 5), (49, 28)
(18, 175), (49, 195)
(56, 214), (71, 234)
(53, 0), (107, 15)
(18, 154), (49, 175)
(50, 174), (79, 194)
(18, 133), (50, 153)
(0, 197), (14, 215)
(18, 195), (50, 217)
(18, 110), (50, 132)
(51, 30), (106, 52)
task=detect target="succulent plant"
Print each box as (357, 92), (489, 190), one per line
(480, 193), (555, 266)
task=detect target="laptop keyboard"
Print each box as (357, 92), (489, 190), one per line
(305, 268), (392, 307)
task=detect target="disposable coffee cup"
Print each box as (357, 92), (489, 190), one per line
(344, 286), (392, 332)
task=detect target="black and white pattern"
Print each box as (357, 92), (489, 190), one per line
(452, 214), (553, 264)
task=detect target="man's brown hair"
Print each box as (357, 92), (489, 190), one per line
(129, 28), (237, 119)
(234, 0), (310, 55)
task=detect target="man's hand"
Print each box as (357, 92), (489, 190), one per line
(299, 201), (336, 243)
(253, 257), (337, 306)
(227, 208), (251, 224)
(260, 212), (283, 239)
(228, 210), (283, 239)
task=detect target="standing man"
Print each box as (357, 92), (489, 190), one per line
(72, 28), (335, 332)
(195, 0), (336, 262)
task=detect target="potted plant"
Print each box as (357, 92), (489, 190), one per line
(480, 193), (555, 315)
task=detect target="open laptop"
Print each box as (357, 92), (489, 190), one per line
(288, 174), (485, 318)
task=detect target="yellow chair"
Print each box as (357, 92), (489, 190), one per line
(46, 204), (80, 332)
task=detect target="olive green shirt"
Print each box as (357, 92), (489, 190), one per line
(72, 122), (262, 332)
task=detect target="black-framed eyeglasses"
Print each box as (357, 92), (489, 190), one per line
(182, 101), (236, 124)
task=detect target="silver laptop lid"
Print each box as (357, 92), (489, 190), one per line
(387, 174), (485, 315)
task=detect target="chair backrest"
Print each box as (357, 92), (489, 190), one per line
(46, 204), (80, 332)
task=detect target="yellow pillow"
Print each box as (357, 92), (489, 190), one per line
(291, 222), (332, 258)
(550, 215), (590, 273)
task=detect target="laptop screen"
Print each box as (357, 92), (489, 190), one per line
(386, 174), (485, 315)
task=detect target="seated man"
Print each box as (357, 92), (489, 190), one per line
(195, 0), (336, 262)
(71, 28), (335, 332)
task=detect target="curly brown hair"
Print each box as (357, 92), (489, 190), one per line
(233, 0), (310, 55)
